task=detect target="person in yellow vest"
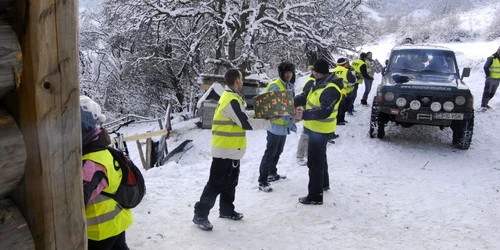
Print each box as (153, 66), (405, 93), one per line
(258, 62), (297, 192)
(360, 52), (376, 106)
(332, 58), (357, 125)
(480, 46), (500, 111)
(193, 69), (280, 230)
(350, 52), (373, 115)
(80, 96), (133, 250)
(293, 59), (343, 205)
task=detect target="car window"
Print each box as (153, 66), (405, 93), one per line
(388, 49), (457, 74)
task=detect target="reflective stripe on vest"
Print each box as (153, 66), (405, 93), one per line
(82, 150), (133, 240)
(303, 82), (342, 133)
(351, 59), (365, 84)
(332, 66), (354, 94)
(211, 91), (246, 149)
(490, 56), (500, 79)
(265, 79), (290, 126)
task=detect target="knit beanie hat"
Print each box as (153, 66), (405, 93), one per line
(360, 52), (368, 59)
(337, 58), (348, 65)
(278, 62), (296, 83)
(313, 59), (330, 74)
(80, 96), (106, 134)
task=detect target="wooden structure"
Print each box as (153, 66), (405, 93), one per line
(1, 0), (86, 249)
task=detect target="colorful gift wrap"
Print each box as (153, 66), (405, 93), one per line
(253, 89), (294, 118)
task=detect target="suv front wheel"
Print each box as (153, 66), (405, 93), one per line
(369, 96), (388, 139)
(451, 112), (474, 150)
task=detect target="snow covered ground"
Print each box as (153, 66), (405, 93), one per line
(118, 38), (500, 249)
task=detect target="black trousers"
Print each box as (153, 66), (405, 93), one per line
(337, 94), (351, 123)
(258, 131), (287, 183)
(194, 158), (241, 218)
(306, 131), (330, 201)
(481, 78), (500, 107)
(88, 231), (129, 250)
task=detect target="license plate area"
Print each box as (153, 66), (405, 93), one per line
(434, 113), (464, 120)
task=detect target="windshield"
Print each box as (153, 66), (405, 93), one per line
(388, 49), (458, 74)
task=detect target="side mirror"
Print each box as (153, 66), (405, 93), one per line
(461, 67), (471, 80)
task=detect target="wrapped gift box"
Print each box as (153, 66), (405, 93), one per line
(253, 90), (294, 118)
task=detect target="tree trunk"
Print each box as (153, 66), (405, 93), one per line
(0, 18), (22, 100)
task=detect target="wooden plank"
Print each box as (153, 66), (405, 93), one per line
(11, 0), (87, 249)
(0, 18), (22, 99)
(0, 199), (34, 250)
(145, 138), (152, 170)
(111, 129), (170, 144)
(0, 107), (26, 197)
(136, 140), (147, 170)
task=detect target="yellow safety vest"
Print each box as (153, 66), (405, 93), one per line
(489, 55), (500, 79)
(302, 76), (315, 92)
(211, 91), (246, 149)
(351, 59), (366, 84)
(82, 150), (133, 241)
(264, 79), (291, 126)
(331, 66), (354, 95)
(303, 82), (342, 134)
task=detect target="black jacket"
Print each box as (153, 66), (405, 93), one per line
(294, 73), (342, 122)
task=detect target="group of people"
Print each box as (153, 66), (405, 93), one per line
(192, 53), (379, 231)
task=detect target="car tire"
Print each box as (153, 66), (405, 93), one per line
(369, 96), (386, 139)
(451, 111), (474, 150)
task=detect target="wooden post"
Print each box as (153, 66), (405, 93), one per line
(136, 140), (147, 170)
(10, 0), (87, 249)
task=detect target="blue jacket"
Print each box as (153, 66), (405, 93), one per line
(267, 78), (297, 136)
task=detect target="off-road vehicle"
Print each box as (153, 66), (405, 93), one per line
(369, 45), (474, 149)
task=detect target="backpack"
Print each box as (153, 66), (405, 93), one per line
(103, 147), (146, 209)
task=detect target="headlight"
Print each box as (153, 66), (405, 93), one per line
(384, 92), (395, 101)
(430, 102), (442, 112)
(396, 97), (407, 108)
(455, 96), (466, 106)
(443, 101), (454, 112)
(410, 100), (421, 110)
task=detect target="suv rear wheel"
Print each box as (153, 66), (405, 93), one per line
(451, 111), (474, 150)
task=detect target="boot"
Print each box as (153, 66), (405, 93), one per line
(193, 215), (213, 231)
(219, 211), (244, 220)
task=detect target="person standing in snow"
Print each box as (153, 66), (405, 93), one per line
(360, 52), (376, 106)
(80, 96), (133, 250)
(293, 59), (343, 205)
(193, 69), (281, 231)
(480, 46), (500, 111)
(350, 53), (373, 113)
(258, 62), (297, 192)
(296, 72), (315, 166)
(332, 58), (357, 125)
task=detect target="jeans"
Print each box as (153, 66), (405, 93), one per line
(194, 158), (240, 218)
(258, 131), (286, 183)
(348, 84), (359, 113)
(306, 131), (330, 201)
(296, 132), (309, 159)
(361, 78), (373, 104)
(481, 78), (500, 107)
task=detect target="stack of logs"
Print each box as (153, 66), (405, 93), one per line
(0, 9), (33, 249)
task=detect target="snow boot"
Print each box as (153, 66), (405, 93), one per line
(219, 211), (244, 220)
(268, 174), (286, 182)
(258, 182), (273, 192)
(296, 158), (307, 166)
(193, 215), (213, 231)
(298, 196), (323, 205)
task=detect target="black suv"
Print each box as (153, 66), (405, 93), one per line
(369, 45), (474, 149)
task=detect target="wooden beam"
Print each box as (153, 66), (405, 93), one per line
(11, 0), (86, 249)
(111, 129), (170, 144)
(0, 107), (26, 197)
